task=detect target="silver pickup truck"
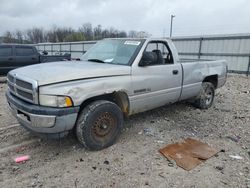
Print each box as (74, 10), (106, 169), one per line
(6, 38), (227, 150)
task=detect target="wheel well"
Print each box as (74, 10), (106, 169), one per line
(203, 75), (218, 88)
(79, 91), (130, 116)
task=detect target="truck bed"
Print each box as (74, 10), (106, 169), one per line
(179, 59), (227, 100)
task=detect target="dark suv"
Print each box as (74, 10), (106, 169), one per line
(0, 44), (70, 75)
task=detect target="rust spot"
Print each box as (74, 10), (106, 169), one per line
(114, 91), (129, 116)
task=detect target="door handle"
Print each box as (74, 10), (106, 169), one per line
(172, 70), (178, 75)
(8, 58), (13, 61)
(32, 57), (36, 60)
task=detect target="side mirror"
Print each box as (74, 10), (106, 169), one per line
(42, 50), (48, 55)
(139, 52), (157, 66)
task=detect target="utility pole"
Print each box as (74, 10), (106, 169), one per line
(170, 15), (175, 38)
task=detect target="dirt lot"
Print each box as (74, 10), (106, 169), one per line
(0, 74), (249, 188)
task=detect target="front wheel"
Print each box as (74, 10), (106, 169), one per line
(193, 82), (215, 109)
(76, 100), (124, 150)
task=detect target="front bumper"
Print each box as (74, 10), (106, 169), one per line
(6, 91), (80, 135)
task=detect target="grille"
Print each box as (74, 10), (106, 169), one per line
(16, 79), (33, 90)
(7, 73), (37, 104)
(16, 88), (33, 101)
(7, 82), (15, 92)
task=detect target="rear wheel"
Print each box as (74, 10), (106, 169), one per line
(193, 82), (215, 109)
(76, 100), (124, 150)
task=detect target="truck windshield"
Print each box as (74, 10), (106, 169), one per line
(80, 39), (143, 65)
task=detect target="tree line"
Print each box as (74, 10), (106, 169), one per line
(2, 23), (150, 44)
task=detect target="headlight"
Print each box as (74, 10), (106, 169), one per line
(39, 95), (73, 107)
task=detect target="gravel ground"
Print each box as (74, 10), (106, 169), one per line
(0, 74), (249, 188)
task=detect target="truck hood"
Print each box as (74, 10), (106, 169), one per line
(11, 61), (131, 86)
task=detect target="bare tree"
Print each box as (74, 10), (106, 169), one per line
(109, 27), (118, 38)
(117, 31), (127, 38)
(25, 28), (44, 43)
(45, 25), (57, 42)
(3, 31), (15, 43)
(101, 29), (110, 38)
(15, 30), (23, 43)
(1, 23), (150, 43)
(93, 25), (102, 40)
(79, 23), (93, 41)
(55, 27), (74, 42)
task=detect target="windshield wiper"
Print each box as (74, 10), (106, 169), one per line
(87, 59), (105, 63)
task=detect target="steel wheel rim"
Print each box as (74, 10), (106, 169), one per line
(91, 112), (117, 142)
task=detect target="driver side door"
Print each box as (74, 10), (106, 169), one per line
(130, 41), (182, 113)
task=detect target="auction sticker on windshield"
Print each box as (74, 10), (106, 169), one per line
(124, 41), (141, 45)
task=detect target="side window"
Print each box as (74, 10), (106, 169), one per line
(0, 46), (12, 56)
(16, 47), (35, 56)
(146, 43), (156, 52)
(144, 42), (173, 65)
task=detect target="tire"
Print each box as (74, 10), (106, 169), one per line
(76, 100), (124, 150)
(193, 82), (215, 109)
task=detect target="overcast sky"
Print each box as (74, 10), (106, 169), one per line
(1, 0), (250, 37)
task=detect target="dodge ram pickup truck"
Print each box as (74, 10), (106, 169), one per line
(6, 38), (227, 150)
(0, 44), (71, 75)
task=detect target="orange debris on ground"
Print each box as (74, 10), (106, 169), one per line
(159, 138), (219, 171)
